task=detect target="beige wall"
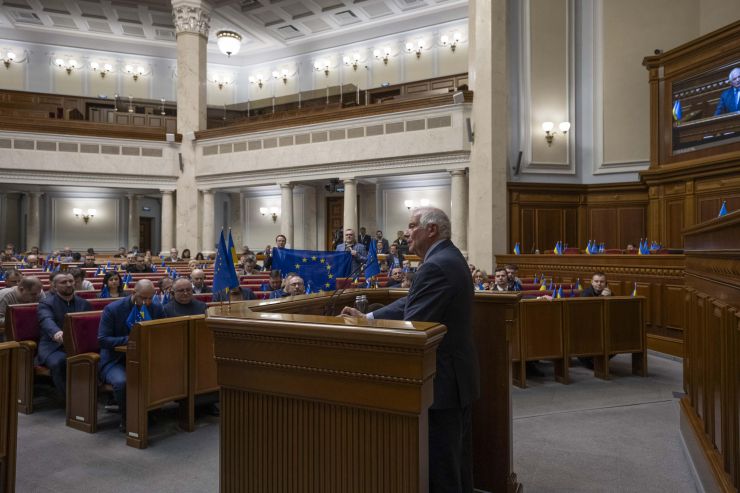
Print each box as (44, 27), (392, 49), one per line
(50, 197), (121, 250)
(0, 61), (25, 91)
(699, 0), (740, 35)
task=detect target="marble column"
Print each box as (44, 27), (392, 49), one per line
(172, 0), (210, 253)
(342, 178), (358, 235)
(26, 192), (42, 251)
(127, 193), (139, 249)
(161, 190), (174, 252)
(280, 183), (294, 247)
(450, 169), (469, 257)
(467, 0), (508, 272)
(201, 189), (215, 252)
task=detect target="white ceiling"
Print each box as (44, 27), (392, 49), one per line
(0, 0), (468, 65)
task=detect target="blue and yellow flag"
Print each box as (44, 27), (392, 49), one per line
(228, 229), (239, 267)
(718, 201), (728, 218)
(213, 231), (240, 295)
(514, 242), (521, 255)
(556, 285), (563, 299)
(126, 304), (152, 330)
(672, 100), (682, 122)
(631, 282), (638, 297)
(273, 248), (352, 291)
(364, 237), (380, 280)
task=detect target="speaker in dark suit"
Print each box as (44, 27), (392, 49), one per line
(343, 208), (479, 492)
(715, 69), (740, 115)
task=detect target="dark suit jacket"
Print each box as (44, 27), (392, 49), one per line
(372, 239), (479, 409)
(386, 253), (404, 269)
(163, 299), (207, 317)
(581, 286), (606, 297)
(374, 238), (390, 254)
(715, 87), (740, 115)
(98, 297), (166, 375)
(193, 285), (211, 294)
(359, 234), (372, 250)
(37, 293), (91, 363)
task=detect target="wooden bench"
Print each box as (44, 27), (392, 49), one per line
(513, 296), (647, 388)
(5, 303), (47, 414)
(0, 341), (19, 493)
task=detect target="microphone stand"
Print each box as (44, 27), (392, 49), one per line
(322, 257), (367, 316)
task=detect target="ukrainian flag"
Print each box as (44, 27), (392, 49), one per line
(672, 100), (682, 122)
(514, 242), (521, 255)
(631, 282), (638, 297)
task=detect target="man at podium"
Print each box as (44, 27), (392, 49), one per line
(342, 206), (479, 493)
(715, 67), (740, 115)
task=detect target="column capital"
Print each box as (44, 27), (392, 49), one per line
(172, 0), (211, 37)
(160, 189), (175, 195)
(340, 178), (357, 185)
(201, 188), (214, 195)
(278, 182), (294, 189)
(450, 169), (468, 177)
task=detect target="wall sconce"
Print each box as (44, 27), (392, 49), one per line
(211, 75), (231, 90)
(2, 50), (17, 69)
(405, 40), (424, 58)
(90, 62), (113, 78)
(248, 74), (265, 89)
(373, 48), (391, 65)
(55, 58), (78, 75)
(124, 64), (146, 81)
(313, 59), (330, 77)
(272, 69), (290, 84)
(73, 208), (96, 224)
(404, 199), (430, 209)
(542, 121), (571, 146)
(343, 54), (361, 71)
(440, 32), (462, 52)
(259, 206), (280, 223)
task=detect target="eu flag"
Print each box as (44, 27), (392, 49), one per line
(126, 304), (152, 330)
(272, 248), (352, 291)
(364, 238), (380, 280)
(213, 231), (240, 295)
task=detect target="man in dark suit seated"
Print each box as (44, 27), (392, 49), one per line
(190, 269), (211, 294)
(341, 207), (479, 492)
(715, 67), (740, 115)
(386, 243), (404, 270)
(37, 272), (92, 400)
(581, 272), (612, 297)
(385, 267), (404, 287)
(164, 278), (207, 317)
(98, 279), (166, 432)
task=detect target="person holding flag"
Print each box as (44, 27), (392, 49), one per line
(97, 279), (165, 432)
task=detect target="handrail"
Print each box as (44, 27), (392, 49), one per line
(0, 116), (179, 142)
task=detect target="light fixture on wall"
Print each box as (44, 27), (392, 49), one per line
(72, 208), (96, 224)
(210, 75), (232, 90)
(373, 48), (391, 65)
(55, 58), (78, 75)
(216, 30), (242, 57)
(272, 69), (291, 84)
(343, 53), (361, 71)
(542, 121), (571, 146)
(248, 74), (265, 89)
(440, 32), (462, 52)
(259, 206), (280, 223)
(2, 50), (19, 69)
(404, 199), (430, 210)
(313, 59), (330, 77)
(90, 62), (113, 78)
(405, 40), (424, 58)
(125, 65), (146, 81)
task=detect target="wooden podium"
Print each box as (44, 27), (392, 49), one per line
(208, 289), (521, 493)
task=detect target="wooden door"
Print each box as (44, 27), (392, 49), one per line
(139, 217), (152, 253)
(326, 197), (343, 251)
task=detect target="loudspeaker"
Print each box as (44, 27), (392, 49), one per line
(165, 133), (175, 142)
(465, 117), (474, 143)
(452, 91), (464, 104)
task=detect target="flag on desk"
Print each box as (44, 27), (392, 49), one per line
(364, 238), (380, 280)
(718, 201), (728, 218)
(100, 285), (110, 298)
(272, 248), (352, 292)
(672, 100), (682, 122)
(228, 229), (239, 266)
(632, 282), (638, 297)
(212, 231), (240, 296)
(126, 304), (152, 331)
(514, 242), (521, 255)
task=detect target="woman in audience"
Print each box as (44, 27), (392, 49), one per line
(100, 271), (125, 298)
(194, 252), (205, 261)
(182, 249), (191, 260)
(472, 269), (490, 291)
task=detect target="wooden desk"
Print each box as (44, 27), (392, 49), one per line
(0, 341), (19, 493)
(496, 253), (685, 356)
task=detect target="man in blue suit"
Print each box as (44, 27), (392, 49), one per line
(37, 272), (91, 400)
(335, 228), (367, 273)
(715, 67), (740, 115)
(342, 207), (479, 492)
(98, 279), (165, 432)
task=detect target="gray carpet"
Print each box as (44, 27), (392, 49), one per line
(16, 353), (696, 492)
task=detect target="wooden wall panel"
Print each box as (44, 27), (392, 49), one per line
(521, 209), (535, 254)
(618, 207), (645, 247)
(666, 200), (684, 248)
(589, 209), (618, 249)
(564, 209), (578, 247)
(536, 209), (564, 252)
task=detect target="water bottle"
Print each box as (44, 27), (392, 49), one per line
(355, 295), (368, 313)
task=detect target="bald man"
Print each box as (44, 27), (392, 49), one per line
(0, 276), (43, 329)
(98, 279), (166, 432)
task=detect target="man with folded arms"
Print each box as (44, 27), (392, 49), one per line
(37, 272), (91, 400)
(164, 278), (207, 317)
(98, 280), (166, 432)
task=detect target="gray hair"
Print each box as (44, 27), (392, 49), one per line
(730, 67), (740, 80)
(413, 207), (451, 240)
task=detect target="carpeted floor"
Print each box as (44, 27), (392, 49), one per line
(16, 353), (695, 492)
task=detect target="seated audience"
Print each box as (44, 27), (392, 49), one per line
(71, 252), (82, 262)
(113, 247), (127, 259)
(491, 267), (510, 292)
(70, 268), (94, 291)
(1, 244), (17, 261)
(181, 249), (191, 260)
(392, 230), (408, 255)
(60, 247), (73, 262)
(581, 272), (612, 297)
(194, 252), (205, 261)
(374, 230), (390, 254)
(386, 267), (405, 288)
(267, 270), (285, 299)
(283, 274), (305, 296)
(37, 272), (92, 400)
(155, 277), (174, 304)
(98, 280), (166, 432)
(402, 259), (413, 272)
(29, 246), (40, 256)
(86, 248), (95, 255)
(473, 269), (490, 291)
(401, 272), (415, 289)
(101, 271), (126, 298)
(0, 276), (43, 329)
(188, 259), (199, 271)
(26, 254), (40, 268)
(212, 285), (256, 302)
(1, 268), (22, 289)
(505, 264), (522, 291)
(83, 255), (97, 268)
(126, 256), (149, 273)
(386, 243), (404, 270)
(164, 278), (207, 317)
(165, 248), (180, 262)
(240, 254), (261, 275)
(190, 269), (211, 294)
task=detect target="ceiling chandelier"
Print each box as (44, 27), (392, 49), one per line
(216, 30), (242, 57)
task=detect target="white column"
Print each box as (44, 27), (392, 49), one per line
(161, 190), (175, 252)
(201, 189), (215, 252)
(26, 192), (42, 251)
(467, 0), (508, 272)
(172, 0), (210, 253)
(280, 183), (294, 247)
(342, 178), (358, 235)
(450, 169), (469, 257)
(127, 193), (138, 249)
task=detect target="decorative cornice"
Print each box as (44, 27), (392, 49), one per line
(172, 4), (211, 37)
(0, 169), (177, 191)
